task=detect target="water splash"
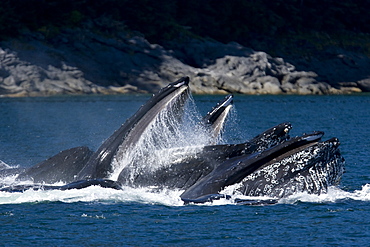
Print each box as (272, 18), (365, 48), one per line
(0, 160), (10, 169)
(110, 95), (213, 181)
(217, 106), (246, 144)
(0, 186), (184, 206)
(2, 184), (370, 206)
(280, 184), (370, 204)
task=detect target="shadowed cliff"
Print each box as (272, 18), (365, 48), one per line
(0, 0), (369, 96)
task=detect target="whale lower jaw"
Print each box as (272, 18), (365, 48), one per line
(235, 138), (345, 199)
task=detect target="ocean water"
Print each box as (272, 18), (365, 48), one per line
(0, 93), (369, 246)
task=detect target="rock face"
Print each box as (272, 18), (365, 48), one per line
(0, 22), (368, 96)
(0, 48), (102, 96)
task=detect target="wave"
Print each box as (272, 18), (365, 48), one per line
(0, 185), (184, 206)
(279, 184), (370, 204)
(1, 184), (370, 206)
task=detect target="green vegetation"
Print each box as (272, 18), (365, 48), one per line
(1, 0), (369, 56)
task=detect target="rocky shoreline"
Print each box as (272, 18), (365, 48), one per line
(1, 23), (369, 97)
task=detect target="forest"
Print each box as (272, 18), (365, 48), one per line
(1, 0), (369, 56)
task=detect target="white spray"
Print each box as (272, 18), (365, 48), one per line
(109, 95), (214, 181)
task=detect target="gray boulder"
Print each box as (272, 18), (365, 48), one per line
(357, 78), (370, 92)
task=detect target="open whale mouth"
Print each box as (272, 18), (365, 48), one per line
(235, 135), (345, 199)
(202, 94), (234, 143)
(102, 77), (192, 179)
(179, 131), (329, 203)
(41, 77), (191, 182)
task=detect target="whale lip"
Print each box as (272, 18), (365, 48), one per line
(300, 131), (324, 142)
(216, 94), (233, 109)
(209, 94), (233, 115)
(203, 94), (234, 125)
(169, 76), (189, 88)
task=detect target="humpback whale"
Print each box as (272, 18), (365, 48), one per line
(180, 132), (345, 203)
(0, 77), (346, 205)
(76, 77), (191, 180)
(235, 137), (344, 198)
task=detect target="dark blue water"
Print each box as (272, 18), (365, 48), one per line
(1, 94), (370, 246)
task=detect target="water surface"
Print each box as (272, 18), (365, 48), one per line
(1, 94), (369, 246)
